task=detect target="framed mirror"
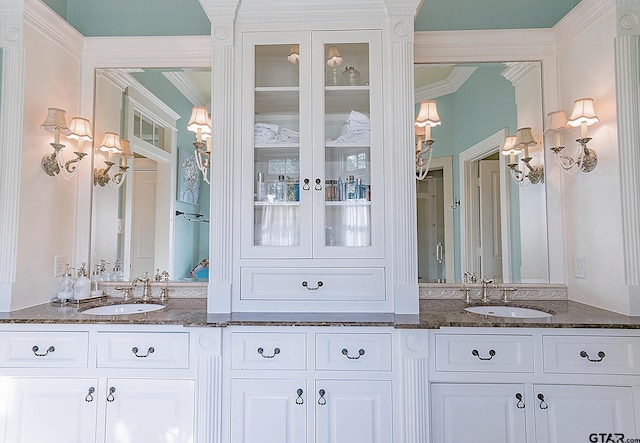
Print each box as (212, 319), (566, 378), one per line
(415, 62), (548, 284)
(91, 67), (211, 282)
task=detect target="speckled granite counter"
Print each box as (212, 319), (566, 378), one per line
(1, 297), (639, 329)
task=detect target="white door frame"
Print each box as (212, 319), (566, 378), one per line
(459, 128), (511, 282)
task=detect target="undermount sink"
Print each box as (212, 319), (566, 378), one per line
(465, 305), (553, 319)
(80, 303), (165, 316)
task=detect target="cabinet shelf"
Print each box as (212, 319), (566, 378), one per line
(254, 201), (300, 206)
(325, 200), (371, 206)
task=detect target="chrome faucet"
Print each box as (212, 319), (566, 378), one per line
(480, 277), (493, 303)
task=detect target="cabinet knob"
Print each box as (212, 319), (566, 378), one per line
(85, 387), (95, 403)
(302, 178), (311, 191)
(106, 386), (116, 403)
(579, 350), (606, 362)
(314, 178), (323, 190)
(257, 347), (281, 358)
(32, 345), (55, 357)
(341, 348), (365, 360)
(471, 349), (496, 361)
(295, 388), (304, 405)
(537, 393), (548, 410)
(515, 393), (525, 409)
(132, 346), (155, 358)
(318, 389), (327, 405)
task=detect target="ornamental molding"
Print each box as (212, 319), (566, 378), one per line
(553, 0), (615, 52)
(163, 71), (210, 107)
(414, 66), (476, 102)
(23, 0), (82, 58)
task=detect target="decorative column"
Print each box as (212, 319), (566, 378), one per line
(0, 3), (24, 311)
(194, 330), (223, 443)
(199, 0), (240, 313)
(398, 330), (430, 442)
(615, 1), (640, 288)
(386, 1), (421, 314)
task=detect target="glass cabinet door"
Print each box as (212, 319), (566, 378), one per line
(312, 31), (384, 258)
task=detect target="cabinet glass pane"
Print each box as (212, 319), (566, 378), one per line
(324, 42), (371, 247)
(253, 44), (301, 247)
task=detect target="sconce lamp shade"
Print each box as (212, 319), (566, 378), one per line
(545, 110), (570, 133)
(287, 44), (300, 64)
(326, 46), (343, 67)
(567, 98), (599, 127)
(514, 127), (537, 148)
(200, 114), (212, 140)
(99, 132), (122, 153)
(67, 117), (93, 141)
(118, 139), (132, 157)
(501, 135), (519, 156)
(415, 101), (441, 128)
(41, 108), (71, 144)
(187, 106), (211, 133)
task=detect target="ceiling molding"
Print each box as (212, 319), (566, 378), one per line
(501, 62), (541, 86)
(553, 0), (615, 51)
(163, 71), (209, 107)
(23, 0), (84, 59)
(414, 66), (477, 101)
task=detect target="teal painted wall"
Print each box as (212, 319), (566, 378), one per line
(130, 70), (210, 280)
(429, 64), (517, 280)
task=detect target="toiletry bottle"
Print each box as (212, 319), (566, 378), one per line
(90, 264), (103, 297)
(337, 177), (344, 201)
(113, 260), (124, 282)
(57, 265), (74, 301)
(256, 172), (267, 201)
(73, 262), (91, 300)
(275, 175), (286, 202)
(346, 175), (357, 200)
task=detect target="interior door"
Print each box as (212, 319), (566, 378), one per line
(479, 159), (502, 280)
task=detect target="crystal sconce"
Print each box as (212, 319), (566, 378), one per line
(414, 100), (441, 180)
(187, 106), (212, 185)
(40, 108), (89, 179)
(502, 127), (544, 186)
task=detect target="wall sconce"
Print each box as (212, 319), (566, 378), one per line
(414, 100), (441, 180)
(187, 106), (212, 185)
(94, 132), (129, 187)
(547, 98), (599, 174)
(40, 108), (89, 179)
(503, 127), (545, 186)
(287, 44), (300, 64)
(326, 46), (343, 67)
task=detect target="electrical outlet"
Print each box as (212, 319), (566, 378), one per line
(574, 256), (586, 279)
(54, 255), (66, 278)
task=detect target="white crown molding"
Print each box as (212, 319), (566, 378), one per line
(414, 66), (476, 101)
(83, 36), (212, 69)
(501, 61), (541, 86)
(23, 0), (83, 59)
(414, 29), (555, 63)
(553, 0), (615, 51)
(163, 71), (209, 107)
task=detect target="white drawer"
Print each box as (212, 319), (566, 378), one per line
(543, 335), (640, 375)
(315, 332), (392, 371)
(240, 267), (385, 301)
(231, 332), (306, 370)
(96, 332), (189, 369)
(0, 331), (88, 368)
(435, 333), (534, 373)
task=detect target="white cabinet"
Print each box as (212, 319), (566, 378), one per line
(236, 29), (389, 312)
(226, 327), (393, 443)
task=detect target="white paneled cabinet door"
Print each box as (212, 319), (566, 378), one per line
(315, 379), (392, 443)
(430, 383), (527, 443)
(3, 378), (98, 443)
(533, 385), (636, 443)
(103, 378), (194, 443)
(231, 378), (307, 443)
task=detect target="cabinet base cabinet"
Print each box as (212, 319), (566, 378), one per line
(2, 378), (98, 443)
(430, 383), (527, 443)
(533, 384), (637, 443)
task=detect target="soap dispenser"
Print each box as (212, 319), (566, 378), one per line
(90, 264), (104, 297)
(57, 265), (74, 302)
(73, 262), (91, 300)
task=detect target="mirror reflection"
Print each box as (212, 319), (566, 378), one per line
(415, 62), (549, 284)
(91, 68), (211, 282)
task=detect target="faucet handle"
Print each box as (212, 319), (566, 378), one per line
(159, 286), (170, 302)
(115, 286), (134, 301)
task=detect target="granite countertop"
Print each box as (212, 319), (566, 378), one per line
(1, 297), (639, 329)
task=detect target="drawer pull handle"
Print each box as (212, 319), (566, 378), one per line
(537, 393), (548, 410)
(32, 345), (55, 357)
(85, 387), (95, 403)
(132, 346), (155, 358)
(302, 178), (311, 191)
(257, 347), (280, 358)
(302, 280), (323, 290)
(318, 389), (327, 406)
(314, 178), (323, 190)
(515, 393), (525, 409)
(296, 388), (304, 405)
(106, 387), (116, 403)
(342, 348), (365, 359)
(580, 350), (606, 362)
(471, 349), (496, 361)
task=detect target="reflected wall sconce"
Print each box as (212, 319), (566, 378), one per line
(287, 44), (300, 64)
(547, 98), (599, 174)
(414, 100), (441, 180)
(502, 127), (545, 186)
(40, 108), (89, 179)
(94, 132), (130, 187)
(326, 46), (343, 67)
(187, 106), (212, 185)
